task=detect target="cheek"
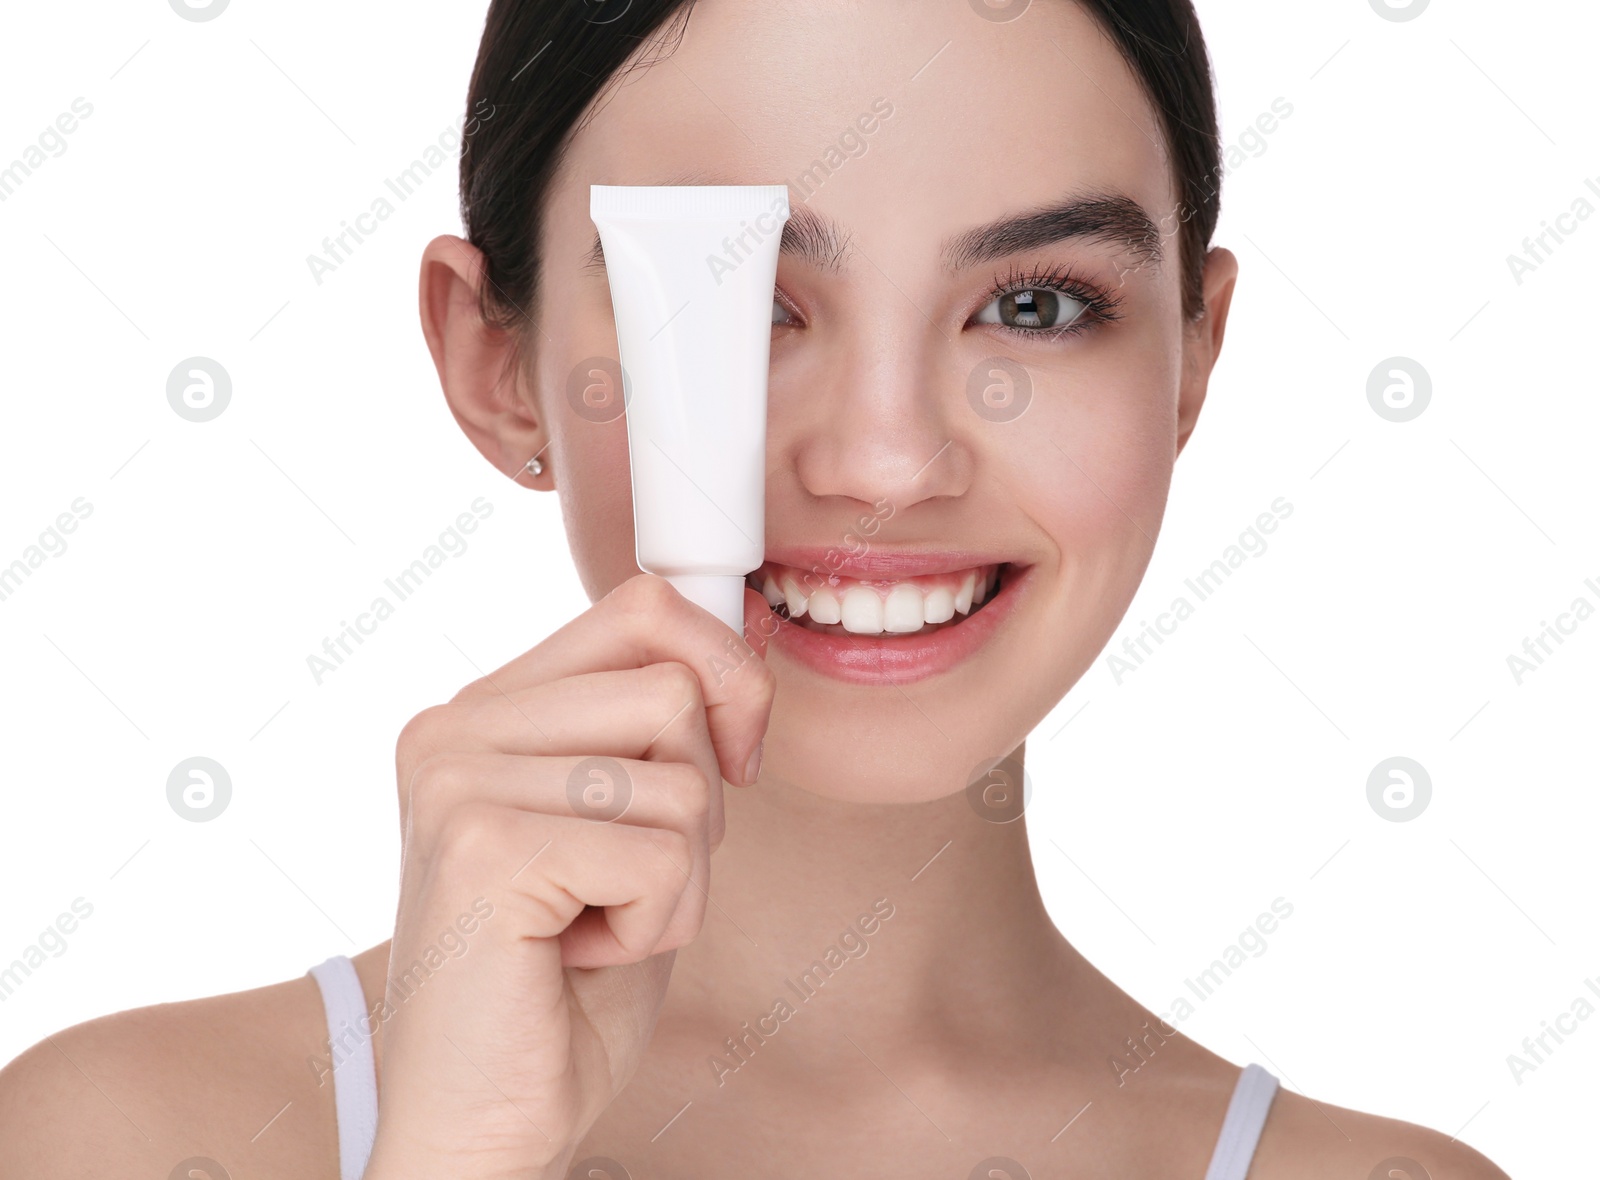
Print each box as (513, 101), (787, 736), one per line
(1001, 344), (1181, 690)
(1023, 347), (1180, 553)
(552, 401), (638, 600)
(538, 283), (654, 601)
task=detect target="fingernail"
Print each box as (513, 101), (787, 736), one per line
(743, 740), (764, 785)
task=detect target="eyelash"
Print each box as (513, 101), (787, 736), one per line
(978, 261), (1125, 341)
(770, 262), (1125, 340)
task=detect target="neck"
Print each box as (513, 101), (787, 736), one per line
(664, 748), (1083, 1052)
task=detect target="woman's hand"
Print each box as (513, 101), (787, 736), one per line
(361, 574), (774, 1180)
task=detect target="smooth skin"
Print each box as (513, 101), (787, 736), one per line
(0, 2), (1511, 1177)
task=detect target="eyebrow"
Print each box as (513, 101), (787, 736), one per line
(583, 178), (1162, 274)
(941, 193), (1164, 273)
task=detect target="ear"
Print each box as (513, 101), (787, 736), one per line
(418, 234), (550, 486)
(1175, 245), (1238, 459)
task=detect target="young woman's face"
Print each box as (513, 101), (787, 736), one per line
(518, 0), (1234, 803)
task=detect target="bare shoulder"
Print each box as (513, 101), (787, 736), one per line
(0, 949), (376, 1180)
(1252, 1086), (1513, 1180)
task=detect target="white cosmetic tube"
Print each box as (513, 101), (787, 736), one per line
(590, 184), (791, 635)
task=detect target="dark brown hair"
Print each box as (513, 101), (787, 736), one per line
(460, 0), (1221, 344)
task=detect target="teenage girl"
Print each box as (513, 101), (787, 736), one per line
(0, 2), (1512, 1177)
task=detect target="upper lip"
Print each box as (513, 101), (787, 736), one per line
(757, 546), (1016, 580)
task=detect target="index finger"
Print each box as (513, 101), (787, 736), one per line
(453, 573), (775, 786)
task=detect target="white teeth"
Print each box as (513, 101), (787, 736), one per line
(883, 584), (925, 633)
(840, 586), (885, 634)
(755, 564), (1003, 632)
(954, 572), (975, 615)
(808, 586), (841, 624)
(781, 575), (809, 618)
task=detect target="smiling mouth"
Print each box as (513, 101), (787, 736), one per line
(746, 560), (1011, 638)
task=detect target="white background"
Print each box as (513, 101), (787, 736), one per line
(1, 1), (1595, 1175)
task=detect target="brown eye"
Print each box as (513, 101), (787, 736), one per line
(978, 287), (1086, 331)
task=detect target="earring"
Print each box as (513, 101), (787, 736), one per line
(523, 455), (544, 478)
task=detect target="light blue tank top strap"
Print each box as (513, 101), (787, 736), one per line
(1203, 1062), (1280, 1180)
(308, 954), (379, 1180)
(309, 950), (1277, 1180)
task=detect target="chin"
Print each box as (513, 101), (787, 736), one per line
(744, 558), (1118, 807)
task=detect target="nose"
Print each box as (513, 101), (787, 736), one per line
(777, 315), (976, 514)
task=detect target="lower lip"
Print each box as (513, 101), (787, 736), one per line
(750, 565), (1029, 686)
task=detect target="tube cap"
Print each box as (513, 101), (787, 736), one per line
(666, 573), (748, 636)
